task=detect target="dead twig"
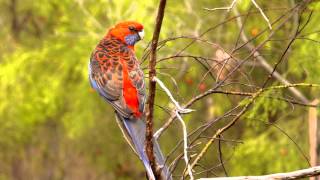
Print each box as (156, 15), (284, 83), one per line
(204, 0), (272, 29)
(153, 76), (194, 180)
(183, 83), (320, 178)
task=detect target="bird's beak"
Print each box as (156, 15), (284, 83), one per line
(138, 30), (144, 40)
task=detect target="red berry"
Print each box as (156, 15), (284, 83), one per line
(198, 83), (206, 92)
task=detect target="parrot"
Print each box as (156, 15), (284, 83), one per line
(88, 21), (172, 180)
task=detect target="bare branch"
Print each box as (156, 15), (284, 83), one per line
(233, 7), (310, 103)
(204, 0), (237, 12)
(153, 77), (194, 115)
(250, 0), (272, 29)
(183, 83), (320, 178)
(185, 89), (263, 178)
(145, 0), (167, 179)
(261, 9), (313, 88)
(204, 0), (272, 29)
(153, 76), (194, 179)
(217, 135), (228, 176)
(176, 112), (194, 180)
(198, 166), (320, 180)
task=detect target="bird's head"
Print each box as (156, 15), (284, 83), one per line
(107, 21), (144, 47)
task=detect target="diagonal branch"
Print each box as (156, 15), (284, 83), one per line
(233, 7), (310, 103)
(153, 76), (194, 179)
(261, 9), (313, 88)
(250, 0), (272, 29)
(183, 83), (320, 178)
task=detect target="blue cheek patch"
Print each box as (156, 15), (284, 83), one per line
(125, 34), (140, 46)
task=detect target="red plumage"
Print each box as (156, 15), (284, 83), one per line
(89, 21), (145, 119)
(89, 21), (171, 180)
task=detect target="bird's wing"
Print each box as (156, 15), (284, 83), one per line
(89, 39), (133, 118)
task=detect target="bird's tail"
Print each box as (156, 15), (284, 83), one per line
(115, 113), (172, 180)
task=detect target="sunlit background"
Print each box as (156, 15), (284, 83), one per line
(0, 0), (319, 179)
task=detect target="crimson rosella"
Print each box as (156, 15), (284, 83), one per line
(89, 21), (171, 180)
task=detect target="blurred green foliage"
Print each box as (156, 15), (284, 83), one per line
(0, 0), (319, 179)
(229, 119), (308, 175)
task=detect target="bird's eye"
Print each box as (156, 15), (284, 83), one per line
(128, 26), (135, 31)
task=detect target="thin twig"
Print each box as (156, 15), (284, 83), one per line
(233, 7), (310, 103)
(268, 121), (311, 166)
(184, 89), (264, 178)
(204, 0), (237, 11)
(250, 0), (272, 29)
(153, 77), (194, 115)
(176, 112), (194, 180)
(204, 0), (272, 29)
(153, 76), (194, 179)
(183, 83), (320, 178)
(218, 135), (228, 176)
(262, 9), (313, 88)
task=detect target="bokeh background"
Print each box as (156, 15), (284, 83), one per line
(0, 0), (320, 179)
